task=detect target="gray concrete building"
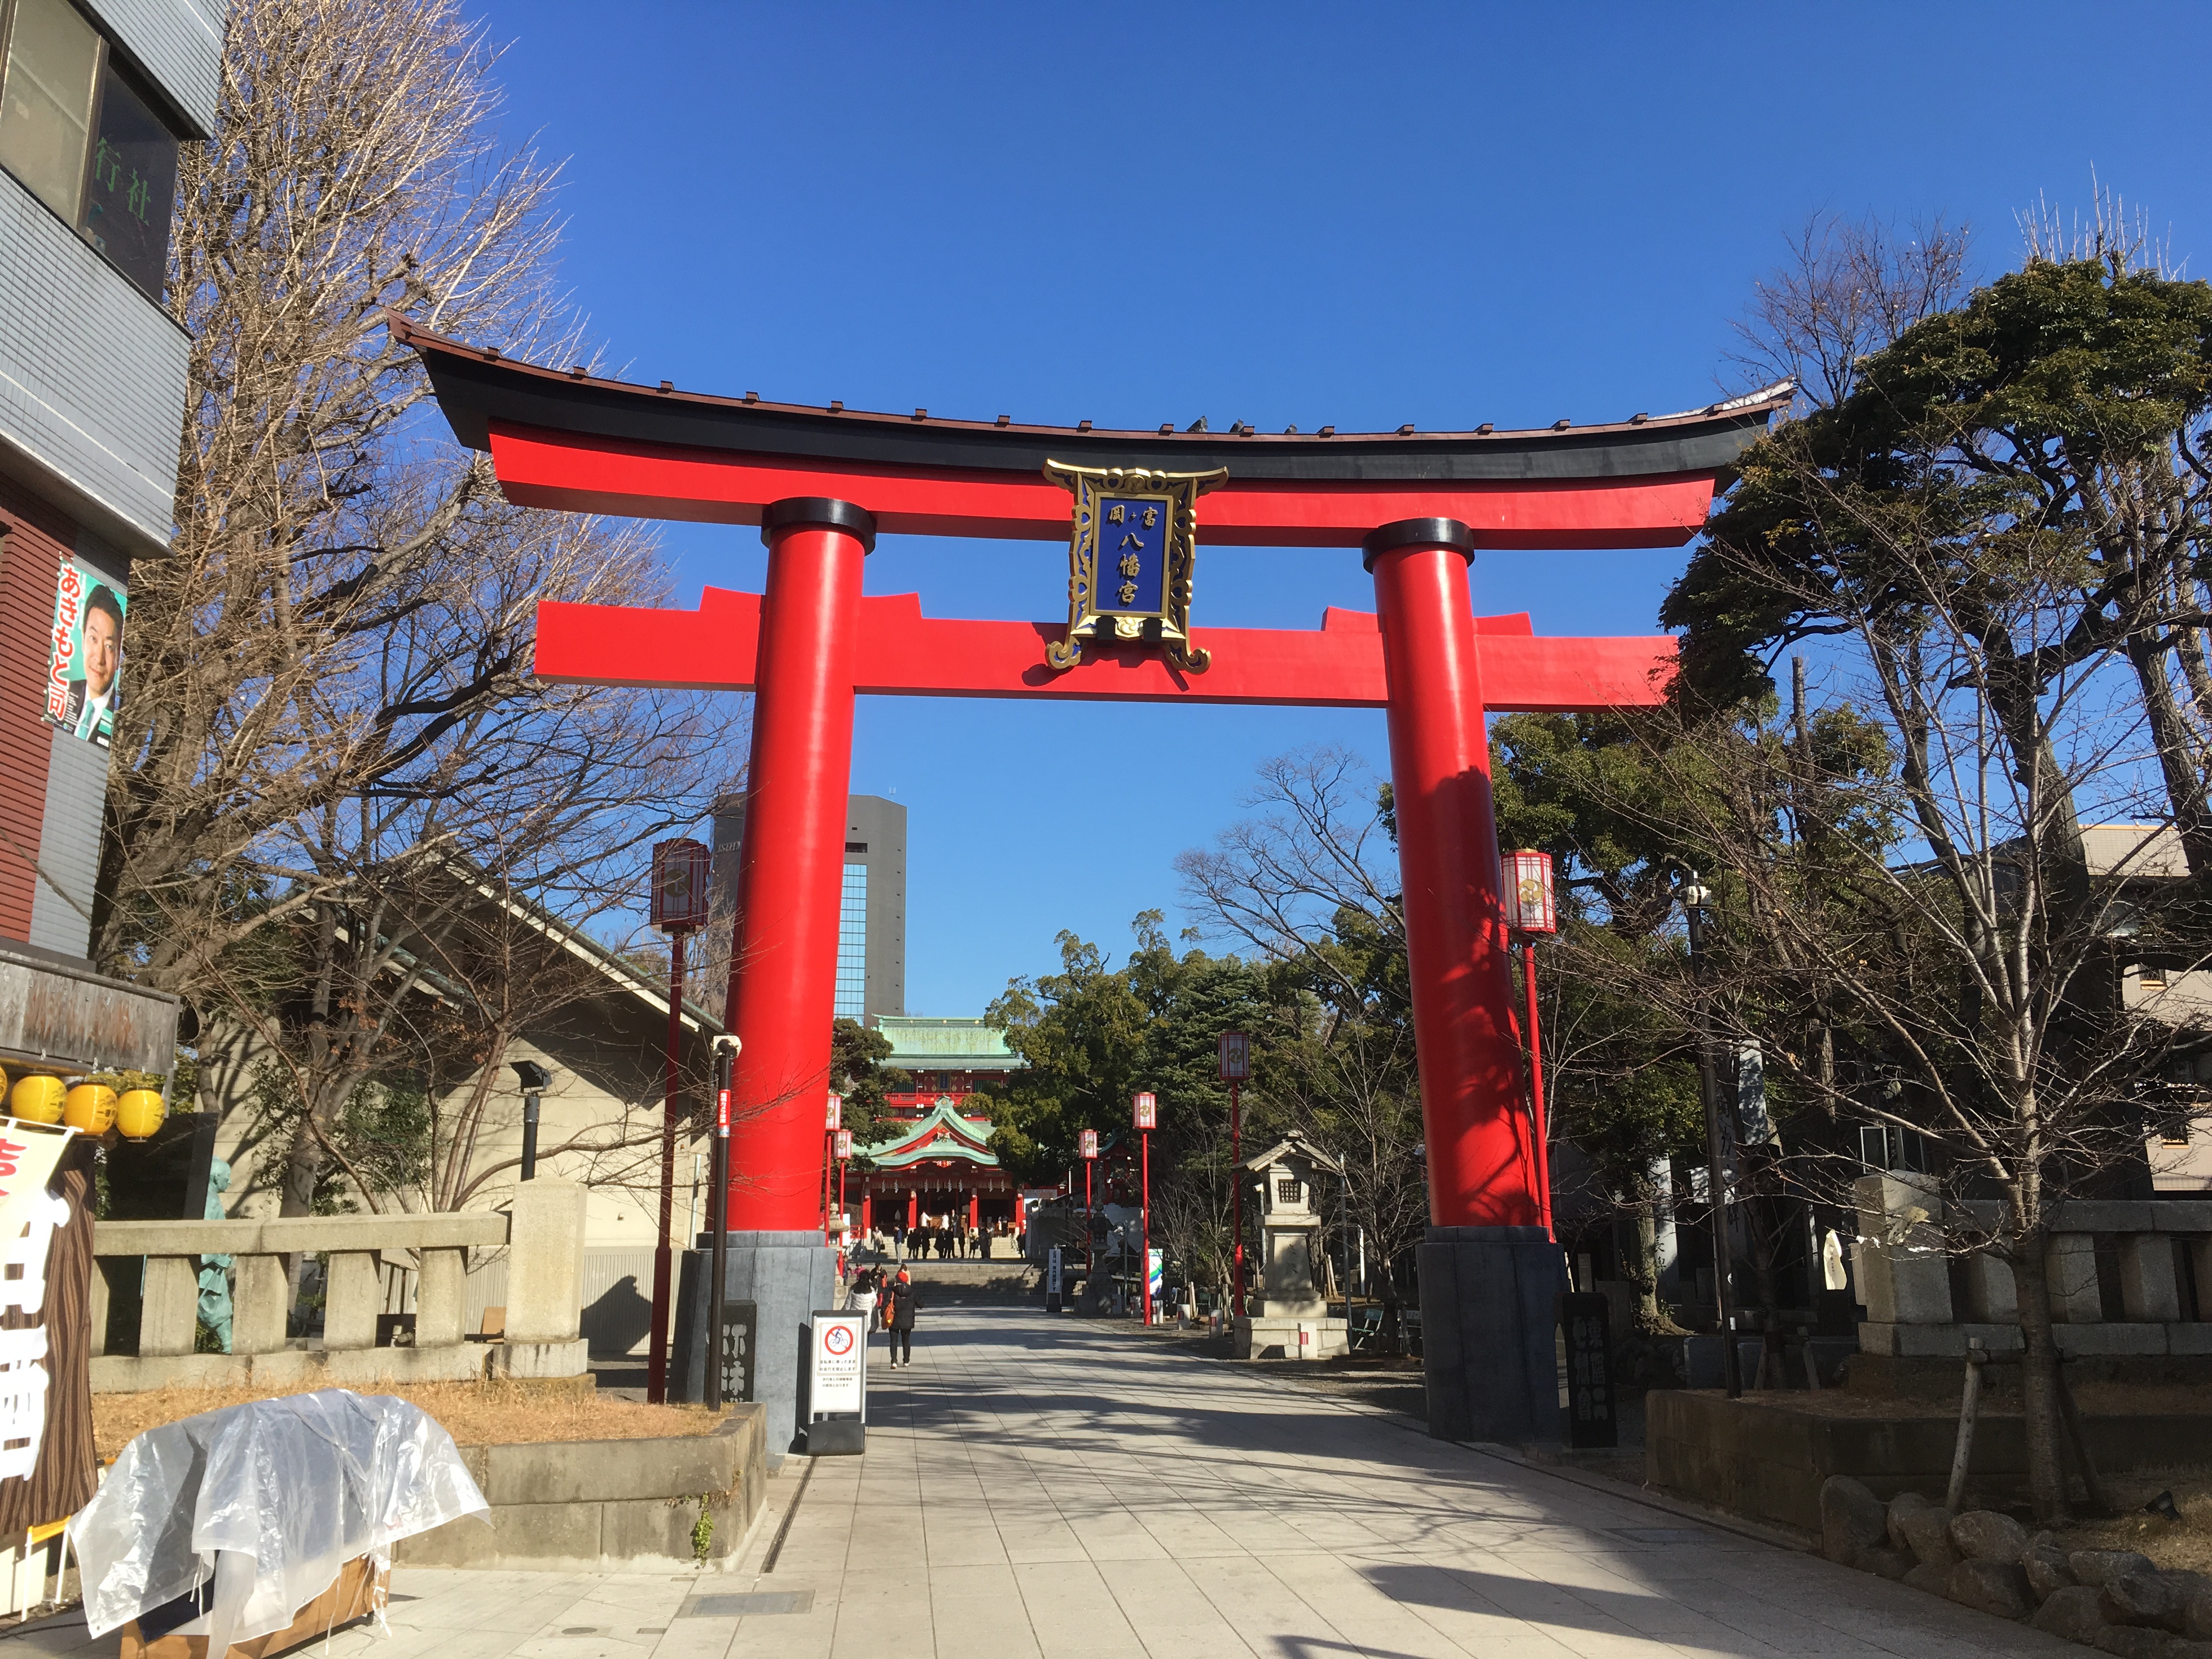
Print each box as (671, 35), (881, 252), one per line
(0, 0), (223, 1106)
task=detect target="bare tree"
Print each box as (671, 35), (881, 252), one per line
(1178, 749), (1430, 1341)
(1667, 444), (2209, 1522)
(101, 0), (740, 1214)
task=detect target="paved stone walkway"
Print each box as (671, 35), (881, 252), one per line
(26, 1306), (2076, 1658)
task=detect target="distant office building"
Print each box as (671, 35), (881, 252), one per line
(712, 792), (905, 1023)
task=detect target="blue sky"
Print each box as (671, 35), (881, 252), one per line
(477, 2), (2210, 1014)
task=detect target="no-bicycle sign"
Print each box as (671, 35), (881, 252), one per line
(811, 1310), (867, 1418)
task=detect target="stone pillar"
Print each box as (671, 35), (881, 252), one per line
(2118, 1234), (2180, 1322)
(506, 1178), (586, 1342)
(2045, 1233), (2103, 1323)
(232, 1254), (290, 1354)
(140, 1256), (199, 1357)
(1957, 1251), (2019, 1324)
(1849, 1173), (1953, 1325)
(323, 1251), (380, 1351)
(1649, 1156), (1680, 1297)
(415, 1246), (468, 1348)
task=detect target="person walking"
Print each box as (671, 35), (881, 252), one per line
(885, 1268), (919, 1368)
(850, 1264), (879, 1325)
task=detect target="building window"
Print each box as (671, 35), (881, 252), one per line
(1858, 1124), (1929, 1173)
(2160, 1117), (2191, 1148)
(834, 862), (867, 1020)
(0, 0), (179, 302)
(2138, 964), (2170, 991)
(1275, 1176), (1301, 1206)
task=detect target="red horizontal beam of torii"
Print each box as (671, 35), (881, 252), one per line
(489, 422), (1721, 550)
(532, 588), (1676, 710)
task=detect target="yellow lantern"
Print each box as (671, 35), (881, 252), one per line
(116, 1088), (166, 1141)
(9, 1075), (64, 1125)
(63, 1083), (117, 1135)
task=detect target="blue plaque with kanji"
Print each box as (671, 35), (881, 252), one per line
(1042, 461), (1224, 673)
(1094, 496), (1167, 613)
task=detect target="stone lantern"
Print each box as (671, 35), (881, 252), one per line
(1232, 1135), (1348, 1360)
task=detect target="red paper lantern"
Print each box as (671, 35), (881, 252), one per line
(1217, 1031), (1250, 1081)
(1079, 1128), (1099, 1160)
(1133, 1092), (1157, 1130)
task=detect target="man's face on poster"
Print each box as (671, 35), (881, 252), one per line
(82, 606), (119, 699)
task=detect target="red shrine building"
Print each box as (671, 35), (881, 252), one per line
(854, 1015), (1027, 1234)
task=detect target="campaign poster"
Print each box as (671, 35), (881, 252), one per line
(44, 558), (126, 748)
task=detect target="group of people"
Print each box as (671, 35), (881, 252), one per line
(876, 1218), (1014, 1261)
(848, 1264), (919, 1367)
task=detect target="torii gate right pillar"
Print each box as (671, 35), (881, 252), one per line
(1368, 516), (1565, 1444)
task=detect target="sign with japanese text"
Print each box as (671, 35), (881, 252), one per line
(44, 557), (125, 748)
(1096, 498), (1166, 614)
(0, 1121), (76, 1490)
(809, 1309), (867, 1418)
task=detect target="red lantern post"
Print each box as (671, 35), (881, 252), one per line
(1500, 849), (1559, 1239)
(1218, 1032), (1250, 1316)
(647, 837), (712, 1405)
(822, 1092), (843, 1246)
(1079, 1128), (1099, 1297)
(1133, 1092), (1157, 1325)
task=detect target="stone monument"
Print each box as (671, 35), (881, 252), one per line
(1232, 1136), (1348, 1360)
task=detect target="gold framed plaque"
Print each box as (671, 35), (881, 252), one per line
(1042, 460), (1224, 672)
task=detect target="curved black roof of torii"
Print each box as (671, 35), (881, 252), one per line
(392, 315), (1791, 487)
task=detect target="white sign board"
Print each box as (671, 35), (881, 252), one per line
(810, 1310), (868, 1420)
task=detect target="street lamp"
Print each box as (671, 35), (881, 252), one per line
(1079, 1127), (1099, 1301)
(510, 1060), (552, 1182)
(1500, 849), (1559, 1240)
(1678, 869), (1743, 1400)
(1133, 1092), (1157, 1325)
(1218, 1031), (1250, 1316)
(647, 837), (712, 1404)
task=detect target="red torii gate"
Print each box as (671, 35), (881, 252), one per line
(398, 317), (1782, 1446)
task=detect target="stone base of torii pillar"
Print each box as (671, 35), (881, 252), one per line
(1419, 1227), (1568, 1443)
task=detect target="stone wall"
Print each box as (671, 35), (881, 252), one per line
(396, 1407), (768, 1573)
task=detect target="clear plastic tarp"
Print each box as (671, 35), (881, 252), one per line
(71, 1389), (488, 1651)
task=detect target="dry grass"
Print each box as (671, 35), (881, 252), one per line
(93, 1377), (723, 1460)
(2050, 1472), (2212, 1578)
